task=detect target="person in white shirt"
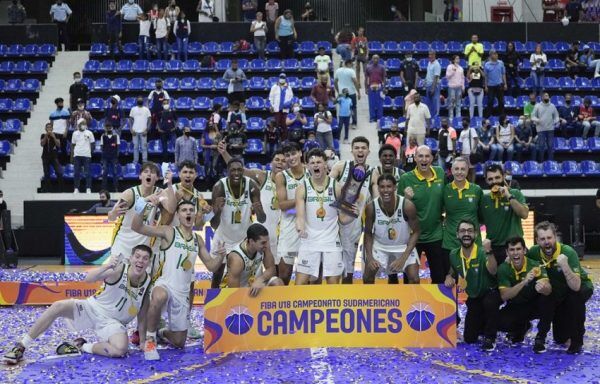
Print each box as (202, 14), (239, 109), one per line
(405, 93), (431, 145)
(457, 117), (479, 181)
(268, 73), (294, 138)
(250, 12), (268, 59)
(129, 97), (152, 164)
(196, 0), (215, 22)
(120, 0), (143, 21)
(71, 118), (95, 194)
(334, 59), (361, 127)
(314, 46), (332, 82)
(314, 103), (333, 149)
(529, 44), (547, 97)
(137, 13), (151, 60)
(154, 9), (170, 60)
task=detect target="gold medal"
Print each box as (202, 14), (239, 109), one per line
(532, 266), (541, 277)
(458, 277), (467, 291)
(234, 209), (242, 223)
(182, 257), (192, 271)
(388, 227), (397, 240)
(271, 195), (279, 210)
(128, 305), (138, 316)
(316, 207), (326, 219)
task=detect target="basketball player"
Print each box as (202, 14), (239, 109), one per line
(3, 245), (153, 364)
(131, 200), (226, 360)
(221, 223), (284, 295)
(295, 149), (358, 285)
(329, 136), (372, 284)
(363, 174), (420, 284)
(218, 143), (287, 257)
(210, 158), (266, 288)
(275, 142), (307, 285)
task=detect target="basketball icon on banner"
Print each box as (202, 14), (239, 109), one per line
(225, 305), (254, 335)
(406, 302), (436, 332)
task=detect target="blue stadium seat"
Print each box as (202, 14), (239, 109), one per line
(540, 41), (556, 54)
(0, 62), (14, 73)
(123, 97), (136, 110)
(520, 60), (532, 71)
(188, 41), (202, 54)
(246, 162), (262, 170)
(145, 77), (161, 91)
(176, 117), (189, 130)
(248, 76), (266, 90)
(119, 140), (129, 155)
(557, 76), (574, 91)
(301, 96), (315, 110)
(182, 59), (200, 71)
(504, 96), (516, 108)
(245, 138), (264, 154)
(493, 41), (507, 52)
(592, 77), (600, 89)
(266, 41), (280, 54)
(214, 77), (228, 90)
(194, 96), (211, 110)
(287, 76), (299, 88)
(379, 116), (394, 131)
(3, 118), (21, 133)
(301, 76), (316, 89)
(316, 41), (332, 52)
(266, 59), (282, 70)
(87, 97), (105, 112)
(265, 76), (278, 88)
(32, 61), (48, 73)
(446, 41), (462, 53)
(504, 161), (523, 176)
(250, 59), (265, 70)
(147, 140), (162, 154)
(13, 61), (31, 73)
(550, 95), (565, 107)
(91, 43), (107, 56)
(382, 96), (393, 109)
(424, 137), (438, 152)
(398, 41), (414, 53)
(415, 41), (430, 53)
(481, 41), (492, 51)
(284, 59), (299, 71)
(581, 160), (600, 176)
(166, 60), (182, 71)
(215, 59), (231, 71)
(112, 77), (129, 91)
(129, 77), (145, 91)
(246, 96), (265, 110)
(13, 98), (30, 112)
(368, 41), (383, 54)
(388, 76), (402, 90)
(575, 77), (591, 91)
(383, 41), (399, 53)
(393, 96), (404, 110)
(0, 79), (6, 91)
(386, 58), (401, 71)
(543, 77), (558, 90)
(94, 77), (111, 91)
(181, 77), (198, 90)
(62, 164), (74, 179)
(99, 60), (115, 72)
(212, 96), (228, 109)
(116, 59), (132, 72)
(191, 117), (207, 132)
(203, 42), (219, 54)
(298, 57), (313, 70)
(555, 41), (570, 53)
(523, 161), (542, 177)
(547, 59), (564, 71)
(588, 137), (600, 152)
(220, 41), (234, 53)
(562, 161), (581, 176)
(300, 41), (316, 54)
(122, 43), (138, 55)
(23, 44), (38, 56)
(175, 97), (193, 111)
(553, 137), (569, 151)
(418, 58), (428, 71)
(133, 59), (149, 72)
(149, 59), (165, 72)
(513, 41), (525, 53)
(430, 41), (446, 53)
(569, 137), (588, 152)
(524, 41), (537, 53)
(39, 44), (56, 56)
(516, 95), (529, 108)
(92, 140), (102, 155)
(237, 59), (249, 70)
(542, 160), (562, 177)
(247, 117), (265, 132)
(5, 79), (21, 91)
(123, 163), (141, 179)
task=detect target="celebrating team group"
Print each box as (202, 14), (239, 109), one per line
(4, 136), (593, 364)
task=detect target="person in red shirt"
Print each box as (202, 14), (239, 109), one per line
(351, 27), (368, 84)
(579, 97), (599, 139)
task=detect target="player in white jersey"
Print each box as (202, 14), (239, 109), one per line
(217, 143), (287, 259)
(363, 174), (421, 284)
(3, 245), (153, 364)
(210, 157), (265, 288)
(329, 136), (372, 284)
(275, 142), (307, 285)
(131, 200), (226, 360)
(221, 223), (283, 294)
(108, 162), (175, 261)
(295, 149), (359, 285)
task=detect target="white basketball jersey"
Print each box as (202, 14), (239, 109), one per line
(155, 227), (198, 297)
(254, 171), (280, 244)
(221, 242), (264, 288)
(372, 195), (411, 252)
(215, 176), (252, 245)
(301, 177), (341, 251)
(170, 183), (205, 226)
(376, 166), (402, 184)
(88, 264), (150, 324)
(111, 186), (162, 260)
(278, 168), (307, 245)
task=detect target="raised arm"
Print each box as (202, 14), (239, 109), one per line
(107, 188), (134, 221)
(196, 235), (226, 272)
(209, 180), (226, 229)
(328, 160), (345, 180)
(131, 200), (171, 240)
(84, 257), (123, 283)
(250, 179), (266, 223)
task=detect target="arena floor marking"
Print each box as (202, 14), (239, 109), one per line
(310, 347), (335, 383)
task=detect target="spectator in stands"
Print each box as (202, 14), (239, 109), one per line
(303, 131), (320, 151)
(437, 118), (456, 170)
(250, 12), (268, 59)
(566, 0), (583, 22)
(445, 55), (465, 121)
(154, 9), (170, 60)
(71, 118), (95, 194)
(514, 114), (535, 162)
(477, 118), (498, 161)
(104, 95), (123, 135)
(530, 43), (547, 97)
(558, 93), (580, 137)
(464, 34), (484, 67)
(365, 55), (386, 123)
(483, 50), (507, 117)
(227, 101), (247, 129)
(467, 62), (485, 119)
(223, 59), (247, 105)
(301, 2), (316, 21)
(85, 190), (116, 213)
(50, 0), (72, 51)
(335, 24), (354, 63)
(351, 27), (369, 84)
(314, 46), (332, 82)
(100, 122), (120, 192)
(242, 0), (258, 22)
(336, 88), (353, 144)
(494, 114), (515, 161)
(403, 88), (417, 115)
(405, 93), (430, 146)
(224, 123), (247, 156)
(137, 12), (151, 60)
(384, 124), (402, 163)
(403, 136), (418, 171)
(503, 42), (520, 97)
(582, 0), (600, 22)
(531, 92), (559, 162)
(275, 9), (297, 59)
(129, 97), (151, 164)
(40, 123), (63, 192)
(264, 120), (280, 157)
(209, 103), (223, 130)
(504, 168), (520, 189)
(69, 99), (92, 130)
(166, 0), (180, 44)
(334, 59), (360, 128)
(268, 73), (294, 140)
(173, 11), (190, 61)
(158, 98), (177, 162)
(147, 79), (170, 132)
(197, 0), (215, 22)
(264, 0), (278, 40)
(286, 102), (307, 142)
(458, 116), (479, 156)
(565, 41), (586, 76)
(49, 97), (70, 163)
(69, 72), (88, 112)
(518, 92), (537, 131)
(201, 124), (220, 181)
(8, 0), (26, 24)
(314, 103), (333, 149)
(425, 50), (442, 119)
(310, 75), (333, 115)
(579, 97), (600, 139)
(106, 1), (122, 59)
(400, 52), (419, 95)
(391, 4), (407, 21)
(580, 45), (600, 78)
(121, 0), (143, 21)
(175, 127), (198, 165)
(443, 0), (460, 21)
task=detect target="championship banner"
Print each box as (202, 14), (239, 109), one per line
(203, 284), (457, 353)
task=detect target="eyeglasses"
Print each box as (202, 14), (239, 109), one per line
(458, 229), (474, 234)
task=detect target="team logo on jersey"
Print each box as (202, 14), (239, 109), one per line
(468, 197), (473, 203)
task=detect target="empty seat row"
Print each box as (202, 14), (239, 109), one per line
(0, 119), (22, 133)
(0, 140), (12, 156)
(501, 160), (600, 177)
(0, 44), (56, 58)
(0, 61), (49, 74)
(0, 98), (32, 112)
(0, 78), (41, 92)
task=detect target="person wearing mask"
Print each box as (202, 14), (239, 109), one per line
(201, 124), (220, 182)
(335, 24), (354, 63)
(477, 119), (498, 161)
(531, 93), (559, 162)
(49, 0), (72, 51)
(129, 97), (151, 164)
(106, 2), (122, 59)
(301, 2), (316, 21)
(85, 190), (116, 213)
(100, 123), (120, 192)
(365, 55), (386, 123)
(286, 102), (307, 144)
(223, 59), (247, 105)
(336, 88), (353, 144)
(69, 99), (92, 130)
(69, 72), (88, 112)
(49, 97), (71, 163)
(405, 93), (431, 146)
(310, 75), (333, 115)
(579, 97), (600, 139)
(7, 0), (26, 25)
(40, 123), (64, 192)
(334, 59), (360, 128)
(384, 124), (402, 164)
(425, 50), (442, 119)
(580, 45), (600, 78)
(224, 123), (247, 156)
(120, 0), (143, 22)
(565, 41), (586, 77)
(153, 9), (170, 60)
(504, 169), (521, 190)
(400, 52), (420, 95)
(494, 114), (515, 161)
(467, 62), (485, 119)
(268, 73), (294, 139)
(457, 117), (479, 179)
(147, 79), (170, 132)
(226, 101), (247, 130)
(514, 115), (535, 162)
(242, 0), (258, 22)
(503, 42), (520, 98)
(445, 55), (465, 121)
(529, 44), (547, 98)
(303, 131), (320, 151)
(250, 12), (268, 60)
(558, 93), (581, 138)
(483, 50), (507, 117)
(71, 119), (95, 194)
(157, 99), (177, 162)
(264, 120), (280, 157)
(437, 118), (456, 171)
(137, 12), (151, 60)
(104, 95), (123, 135)
(274, 9), (297, 59)
(174, 11), (191, 62)
(464, 34), (484, 67)
(174, 127), (198, 165)
(403, 136), (418, 172)
(314, 103), (333, 149)
(351, 27), (368, 84)
(518, 92), (538, 133)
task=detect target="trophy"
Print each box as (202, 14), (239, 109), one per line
(330, 164), (367, 218)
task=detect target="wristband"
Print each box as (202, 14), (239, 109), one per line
(134, 198), (148, 214)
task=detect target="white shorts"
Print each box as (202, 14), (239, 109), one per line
(275, 229), (300, 265)
(340, 221), (362, 276)
(372, 248), (420, 275)
(152, 280), (190, 332)
(70, 299), (126, 342)
(210, 231), (242, 264)
(296, 249), (344, 278)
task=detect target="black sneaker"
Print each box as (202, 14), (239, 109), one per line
(533, 339), (546, 354)
(481, 337), (496, 352)
(73, 338), (87, 350)
(510, 334), (525, 344)
(56, 342), (80, 356)
(567, 344), (582, 354)
(3, 345), (25, 365)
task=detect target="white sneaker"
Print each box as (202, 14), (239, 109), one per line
(86, 189), (91, 194)
(73, 189), (79, 194)
(143, 339), (160, 361)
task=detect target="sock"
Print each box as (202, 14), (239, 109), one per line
(81, 343), (94, 354)
(158, 328), (167, 339)
(146, 331), (157, 341)
(20, 334), (33, 348)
